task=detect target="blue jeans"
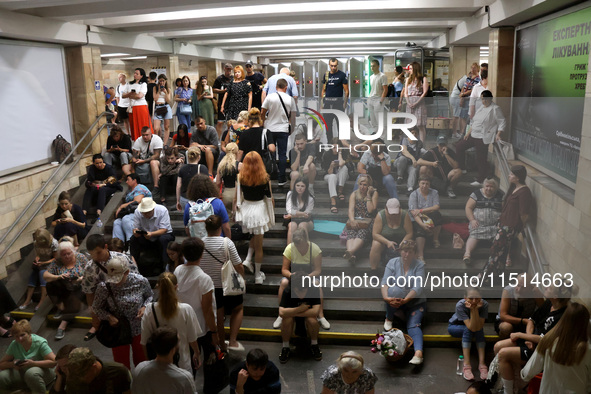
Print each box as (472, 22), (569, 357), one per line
(27, 269), (47, 287)
(269, 131), (289, 183)
(385, 302), (425, 352)
(448, 323), (486, 349)
(354, 173), (398, 199)
(113, 214), (134, 242)
(177, 107), (191, 129)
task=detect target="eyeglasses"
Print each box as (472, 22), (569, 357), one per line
(245, 64), (253, 68)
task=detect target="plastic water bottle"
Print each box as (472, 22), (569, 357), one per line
(456, 355), (464, 375)
(95, 218), (104, 234)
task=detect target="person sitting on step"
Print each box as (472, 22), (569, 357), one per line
(157, 146), (184, 204)
(289, 133), (317, 195)
(284, 177), (314, 244)
(369, 198), (413, 270)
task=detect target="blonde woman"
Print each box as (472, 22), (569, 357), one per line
(176, 146), (209, 211)
(400, 62), (429, 142)
(321, 351), (377, 393)
(217, 142), (239, 215)
(141, 272), (202, 373)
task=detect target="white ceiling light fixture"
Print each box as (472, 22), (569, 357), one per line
(218, 41), (410, 50)
(121, 56), (148, 60)
(100, 53), (131, 58)
(249, 47), (400, 54)
(194, 32), (438, 45)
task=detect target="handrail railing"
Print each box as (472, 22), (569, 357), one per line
(0, 112), (110, 262)
(493, 140), (548, 275)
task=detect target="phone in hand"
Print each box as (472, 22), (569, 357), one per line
(135, 229), (148, 235)
(14, 359), (26, 366)
(131, 89), (136, 93)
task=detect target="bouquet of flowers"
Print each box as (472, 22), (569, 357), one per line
(370, 329), (410, 361)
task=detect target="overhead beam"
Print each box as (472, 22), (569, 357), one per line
(0, 9), (87, 44)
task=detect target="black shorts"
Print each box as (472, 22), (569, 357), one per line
(214, 288), (243, 313)
(413, 210), (443, 238)
(117, 106), (129, 120)
(517, 338), (534, 361)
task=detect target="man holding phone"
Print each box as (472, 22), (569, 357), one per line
(417, 135), (462, 198)
(129, 197), (174, 275)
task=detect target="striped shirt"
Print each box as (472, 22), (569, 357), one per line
(200, 236), (242, 288)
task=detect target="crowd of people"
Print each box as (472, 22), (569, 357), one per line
(2, 60), (589, 394)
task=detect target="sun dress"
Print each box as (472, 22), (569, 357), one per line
(345, 198), (374, 241)
(225, 80), (252, 121)
(406, 80), (427, 126)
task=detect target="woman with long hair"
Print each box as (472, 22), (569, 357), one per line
(20, 228), (57, 311)
(217, 142), (240, 215)
(237, 107), (275, 162)
(153, 74), (173, 146)
(174, 75), (193, 129)
(221, 66), (252, 122)
(200, 215), (244, 352)
(235, 151), (274, 284)
(400, 62), (429, 142)
(521, 302), (591, 393)
(176, 147), (208, 211)
(183, 174), (231, 238)
(165, 241), (185, 273)
(196, 76), (215, 126)
(125, 68), (153, 141)
(344, 174), (378, 264)
(222, 110), (248, 155)
(284, 177), (314, 244)
(140, 272), (202, 373)
(172, 123), (191, 154)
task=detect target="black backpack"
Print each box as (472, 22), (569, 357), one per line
(52, 134), (73, 164)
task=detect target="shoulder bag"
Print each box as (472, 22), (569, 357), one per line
(145, 303), (180, 365)
(205, 238), (246, 296)
(234, 180), (243, 223)
(260, 129), (278, 179)
(96, 283), (133, 348)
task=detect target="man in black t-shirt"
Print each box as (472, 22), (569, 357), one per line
(417, 135), (462, 198)
(244, 60), (267, 110)
(146, 71), (157, 117)
(213, 63), (234, 126)
(229, 349), (281, 394)
(321, 58), (349, 141)
(104, 125), (132, 177)
(289, 133), (317, 194)
(278, 273), (322, 364)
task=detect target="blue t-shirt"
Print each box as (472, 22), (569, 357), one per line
(449, 299), (489, 325)
(183, 198), (229, 234)
(323, 70), (348, 98)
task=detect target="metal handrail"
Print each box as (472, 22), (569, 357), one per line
(0, 112), (110, 262)
(493, 140), (548, 275)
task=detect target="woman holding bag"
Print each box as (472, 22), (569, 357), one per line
(93, 256), (153, 370)
(234, 151), (274, 285)
(175, 76), (193, 129)
(200, 215), (244, 352)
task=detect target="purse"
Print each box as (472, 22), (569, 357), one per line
(345, 218), (372, 230)
(264, 194), (275, 227)
(145, 303), (180, 365)
(498, 140), (515, 160)
(155, 105), (168, 117)
(116, 201), (139, 219)
(205, 239), (246, 296)
(234, 180), (243, 223)
(180, 102), (193, 115)
(95, 283), (133, 348)
(419, 213), (434, 228)
(452, 233), (465, 249)
(261, 129), (278, 179)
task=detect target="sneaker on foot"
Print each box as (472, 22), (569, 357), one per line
(478, 364), (489, 380)
(463, 365), (474, 381)
(279, 347), (291, 364)
(447, 188), (456, 198)
(317, 317), (331, 330)
(278, 181), (287, 187)
(308, 185), (315, 196)
(255, 271), (266, 284)
(243, 260), (254, 273)
(463, 257), (471, 265)
(53, 310), (63, 320)
(409, 355), (424, 365)
(470, 181), (482, 187)
(310, 345), (322, 361)
(384, 319), (393, 331)
(273, 316), (283, 329)
(55, 328), (65, 340)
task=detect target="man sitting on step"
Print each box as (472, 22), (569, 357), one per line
(289, 133), (317, 194)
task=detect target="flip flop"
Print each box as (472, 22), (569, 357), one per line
(84, 331), (96, 341)
(330, 205), (338, 214)
(338, 194), (345, 201)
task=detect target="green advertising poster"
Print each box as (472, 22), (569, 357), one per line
(512, 6), (591, 185)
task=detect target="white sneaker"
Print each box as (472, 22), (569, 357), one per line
(470, 181), (482, 187)
(243, 260), (254, 273)
(318, 317), (331, 330)
(308, 184), (315, 196)
(384, 319), (393, 331)
(273, 316), (283, 329)
(255, 271), (266, 284)
(447, 188), (456, 199)
(409, 355), (424, 365)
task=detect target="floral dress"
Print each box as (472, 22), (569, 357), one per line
(406, 80), (427, 126)
(321, 364), (378, 393)
(469, 189), (504, 239)
(346, 198), (374, 241)
(225, 80), (252, 121)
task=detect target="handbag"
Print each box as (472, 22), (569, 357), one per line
(95, 283), (133, 348)
(264, 194), (275, 227)
(180, 102), (192, 115)
(116, 201), (139, 219)
(145, 303), (180, 365)
(205, 239), (246, 296)
(155, 105), (168, 117)
(498, 140), (515, 160)
(234, 180), (243, 223)
(452, 233), (465, 249)
(345, 218), (372, 230)
(418, 213), (434, 228)
(261, 129), (278, 179)
(231, 223), (251, 241)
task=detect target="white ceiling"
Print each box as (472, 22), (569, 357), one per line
(0, 0), (584, 62)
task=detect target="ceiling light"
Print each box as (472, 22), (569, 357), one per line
(249, 47), (399, 54)
(218, 41), (409, 50)
(195, 32), (437, 45)
(120, 56), (148, 60)
(100, 53), (130, 58)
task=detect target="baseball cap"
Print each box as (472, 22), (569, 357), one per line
(105, 256), (129, 283)
(67, 348), (96, 380)
(245, 60), (253, 66)
(436, 135), (448, 146)
(386, 198), (401, 214)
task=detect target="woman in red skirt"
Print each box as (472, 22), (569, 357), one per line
(125, 68), (153, 140)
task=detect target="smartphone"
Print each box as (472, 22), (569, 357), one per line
(160, 85), (164, 90)
(131, 89), (136, 93)
(14, 359), (26, 366)
(135, 229), (148, 235)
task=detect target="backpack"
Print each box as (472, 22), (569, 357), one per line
(188, 198), (216, 239)
(52, 134), (73, 164)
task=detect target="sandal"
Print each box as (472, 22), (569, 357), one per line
(84, 331), (96, 341)
(433, 240), (441, 249)
(330, 205), (338, 214)
(338, 194), (345, 202)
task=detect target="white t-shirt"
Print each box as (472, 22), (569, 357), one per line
(262, 91), (296, 133)
(173, 264), (216, 337)
(116, 83), (131, 108)
(129, 81), (148, 107)
(133, 134), (164, 157)
(140, 302), (203, 372)
(132, 360), (196, 394)
(469, 82), (489, 114)
(369, 72), (388, 98)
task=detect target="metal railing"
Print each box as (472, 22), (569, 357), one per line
(0, 112), (110, 263)
(493, 140), (548, 276)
